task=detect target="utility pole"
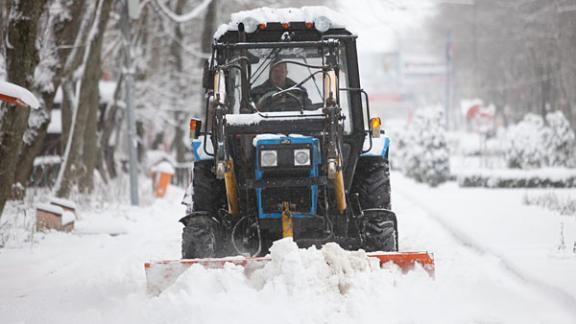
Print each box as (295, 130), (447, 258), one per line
(445, 31), (453, 129)
(122, 0), (140, 205)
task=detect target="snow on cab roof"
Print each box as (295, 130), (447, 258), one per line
(214, 6), (346, 40)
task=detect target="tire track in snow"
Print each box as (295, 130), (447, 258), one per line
(394, 183), (576, 318)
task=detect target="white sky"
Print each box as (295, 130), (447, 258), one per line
(335, 0), (436, 53)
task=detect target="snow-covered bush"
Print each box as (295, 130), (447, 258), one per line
(546, 111), (576, 167)
(505, 111), (576, 169)
(505, 114), (548, 168)
(523, 192), (576, 216)
(397, 106), (450, 187)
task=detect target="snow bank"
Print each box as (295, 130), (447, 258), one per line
(0, 81), (40, 109)
(457, 168), (576, 188)
(215, 7), (346, 39)
(169, 238), (381, 297)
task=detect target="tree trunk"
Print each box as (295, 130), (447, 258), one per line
(56, 0), (112, 198)
(78, 0), (113, 192)
(15, 0), (86, 191)
(98, 75), (123, 181)
(0, 0), (46, 218)
(199, 0), (217, 131)
(171, 0), (188, 186)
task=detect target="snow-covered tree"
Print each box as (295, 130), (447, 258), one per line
(400, 106), (451, 187)
(0, 0), (48, 218)
(505, 113), (548, 169)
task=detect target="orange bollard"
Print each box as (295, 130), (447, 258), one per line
(155, 172), (172, 198)
(152, 161), (175, 198)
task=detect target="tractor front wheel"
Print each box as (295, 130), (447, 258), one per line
(351, 156), (397, 252)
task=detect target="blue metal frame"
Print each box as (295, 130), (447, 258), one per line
(191, 136), (213, 161)
(255, 135), (320, 219)
(360, 135), (390, 158)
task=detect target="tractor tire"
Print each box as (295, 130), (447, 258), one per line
(351, 157), (397, 252)
(351, 156), (391, 210)
(181, 215), (216, 259)
(181, 160), (226, 258)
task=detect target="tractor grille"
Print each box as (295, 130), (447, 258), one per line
(261, 186), (312, 214)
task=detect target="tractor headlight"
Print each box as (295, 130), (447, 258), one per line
(260, 150), (278, 167)
(294, 149), (311, 166)
(242, 17), (259, 33)
(313, 16), (331, 33)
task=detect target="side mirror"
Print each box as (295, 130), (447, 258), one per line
(202, 60), (213, 91)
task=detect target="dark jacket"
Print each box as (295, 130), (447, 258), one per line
(251, 78), (312, 112)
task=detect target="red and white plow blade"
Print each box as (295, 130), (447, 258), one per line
(144, 251), (434, 295)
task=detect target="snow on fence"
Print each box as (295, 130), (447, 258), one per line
(457, 168), (576, 188)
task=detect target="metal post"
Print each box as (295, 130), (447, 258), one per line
(445, 31), (452, 130)
(122, 0), (139, 206)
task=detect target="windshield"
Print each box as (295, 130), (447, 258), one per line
(225, 46), (352, 133)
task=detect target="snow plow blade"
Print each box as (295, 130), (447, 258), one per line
(144, 251), (434, 295)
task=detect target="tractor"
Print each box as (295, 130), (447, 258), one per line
(145, 8), (433, 295)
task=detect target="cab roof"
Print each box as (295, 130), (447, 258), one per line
(214, 6), (347, 41)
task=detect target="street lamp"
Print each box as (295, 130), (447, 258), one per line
(122, 0), (140, 206)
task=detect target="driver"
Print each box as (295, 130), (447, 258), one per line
(251, 61), (312, 112)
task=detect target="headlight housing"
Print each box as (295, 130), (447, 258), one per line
(260, 150), (278, 167)
(294, 149), (311, 166)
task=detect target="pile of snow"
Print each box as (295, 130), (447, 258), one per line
(457, 167), (576, 188)
(0, 201), (36, 249)
(393, 106), (450, 187)
(168, 238), (390, 296)
(0, 81), (40, 109)
(505, 111), (576, 169)
(215, 6), (346, 39)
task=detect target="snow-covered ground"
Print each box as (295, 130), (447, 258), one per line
(1, 174), (575, 323)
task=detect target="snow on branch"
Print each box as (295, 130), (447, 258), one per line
(154, 0), (212, 23)
(0, 81), (41, 108)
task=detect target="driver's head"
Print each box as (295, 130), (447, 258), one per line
(270, 62), (288, 88)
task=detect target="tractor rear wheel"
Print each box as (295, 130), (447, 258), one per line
(351, 156), (391, 210)
(351, 157), (397, 252)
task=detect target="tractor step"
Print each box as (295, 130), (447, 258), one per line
(144, 251), (434, 295)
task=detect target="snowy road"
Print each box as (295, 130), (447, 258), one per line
(1, 174), (575, 323)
